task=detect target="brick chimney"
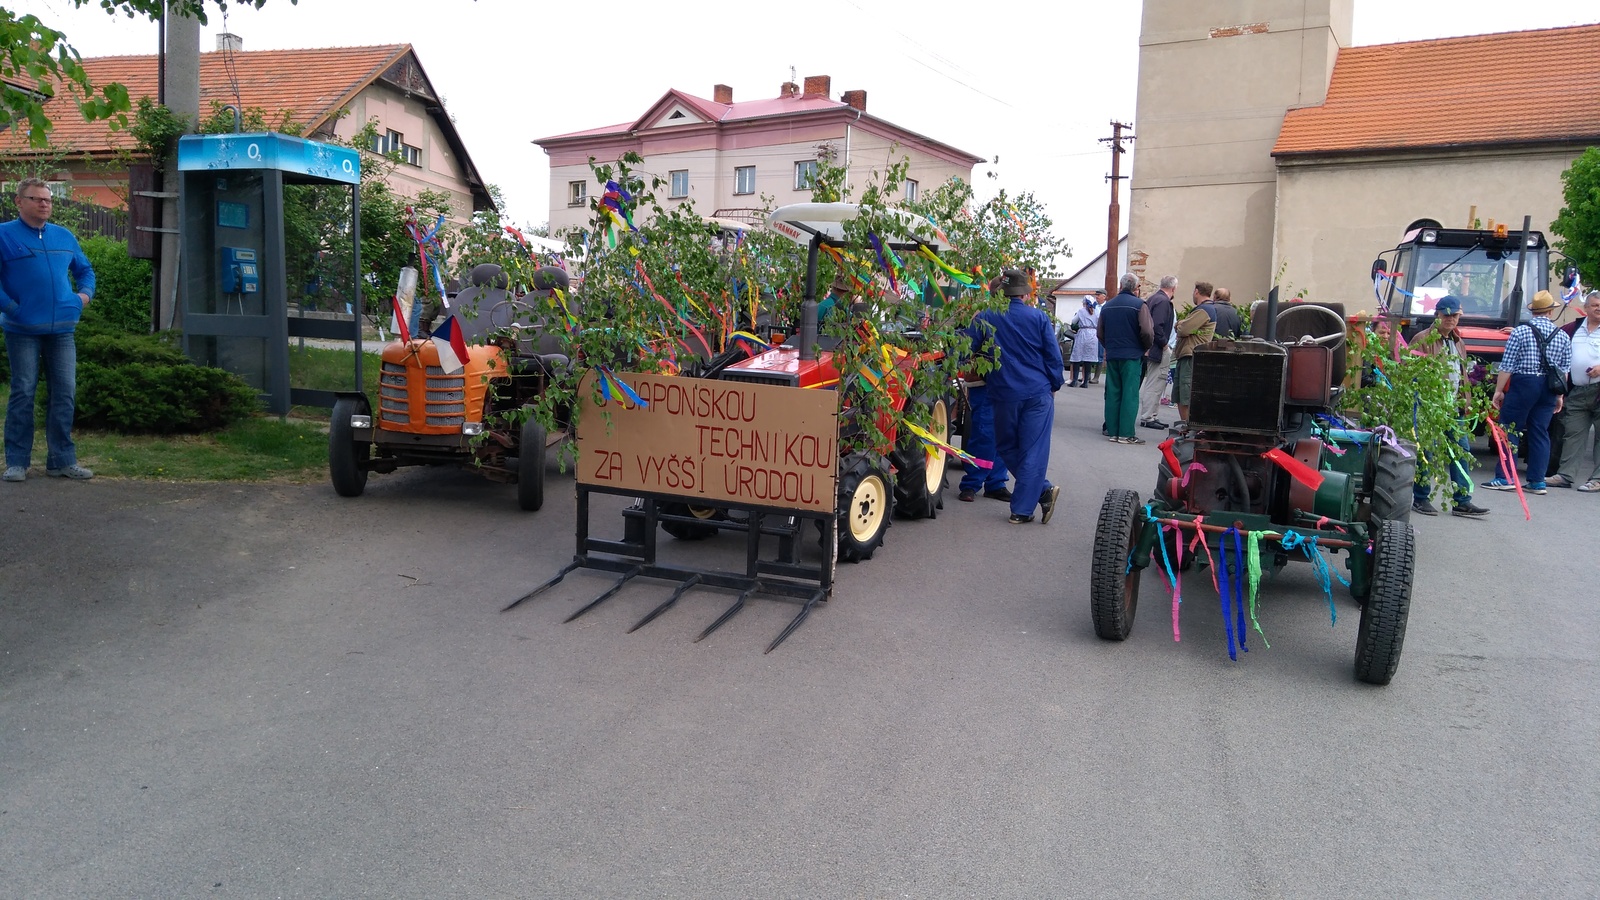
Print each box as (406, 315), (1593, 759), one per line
(713, 84), (733, 104)
(779, 81), (799, 98)
(841, 89), (867, 111)
(216, 32), (243, 52)
(802, 75), (831, 98)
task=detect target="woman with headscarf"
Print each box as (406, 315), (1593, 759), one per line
(1067, 295), (1100, 388)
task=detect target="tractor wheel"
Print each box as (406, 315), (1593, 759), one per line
(517, 411), (546, 511)
(1368, 438), (1417, 523)
(1091, 488), (1144, 640)
(1353, 518), (1415, 685)
(661, 503), (722, 540)
(891, 397), (949, 519)
(329, 396), (370, 498)
(836, 451), (892, 562)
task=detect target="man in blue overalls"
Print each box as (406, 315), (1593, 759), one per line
(967, 269), (1064, 524)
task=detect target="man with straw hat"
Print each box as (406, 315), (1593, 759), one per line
(1482, 290), (1573, 494)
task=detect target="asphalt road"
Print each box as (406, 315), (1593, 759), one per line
(3, 387), (1597, 898)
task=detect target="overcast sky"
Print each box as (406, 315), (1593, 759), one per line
(16, 0), (1598, 272)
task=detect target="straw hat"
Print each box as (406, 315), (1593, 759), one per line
(1528, 290), (1559, 314)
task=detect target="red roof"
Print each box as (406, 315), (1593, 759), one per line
(1273, 23), (1600, 157)
(2, 45), (408, 153)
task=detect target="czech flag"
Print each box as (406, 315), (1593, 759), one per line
(431, 314), (469, 375)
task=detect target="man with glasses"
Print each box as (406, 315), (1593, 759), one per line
(0, 178), (96, 482)
(1411, 296), (1489, 517)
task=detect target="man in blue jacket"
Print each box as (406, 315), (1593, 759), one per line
(1, 179), (97, 482)
(1101, 273), (1155, 444)
(967, 268), (1064, 524)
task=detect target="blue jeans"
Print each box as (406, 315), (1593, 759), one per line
(959, 384), (1010, 493)
(992, 392), (1056, 517)
(1494, 373), (1558, 484)
(4, 330), (78, 470)
(1414, 427), (1474, 505)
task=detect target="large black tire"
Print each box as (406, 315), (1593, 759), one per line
(329, 397), (370, 498)
(1368, 439), (1417, 523)
(1091, 488), (1144, 640)
(891, 398), (949, 519)
(836, 451), (892, 563)
(1353, 518), (1415, 685)
(661, 503), (722, 540)
(517, 412), (546, 511)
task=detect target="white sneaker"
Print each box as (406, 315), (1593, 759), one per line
(3, 465), (26, 482)
(46, 464), (94, 480)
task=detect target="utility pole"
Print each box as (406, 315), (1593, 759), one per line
(1100, 121), (1134, 297)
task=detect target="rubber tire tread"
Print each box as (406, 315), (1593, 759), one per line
(329, 397), (369, 498)
(1090, 488), (1143, 640)
(890, 398), (947, 519)
(1369, 439), (1417, 523)
(836, 451), (892, 563)
(1353, 518), (1415, 685)
(661, 503), (719, 540)
(517, 413), (546, 511)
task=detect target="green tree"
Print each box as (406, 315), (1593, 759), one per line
(1, 2), (293, 146)
(1552, 146), (1600, 288)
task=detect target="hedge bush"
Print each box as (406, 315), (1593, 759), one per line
(74, 328), (260, 433)
(79, 235), (154, 335)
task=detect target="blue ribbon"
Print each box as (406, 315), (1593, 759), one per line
(1217, 528), (1239, 661)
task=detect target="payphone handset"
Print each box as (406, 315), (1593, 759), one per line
(221, 247), (260, 294)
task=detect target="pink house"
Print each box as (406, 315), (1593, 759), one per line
(535, 76), (985, 233)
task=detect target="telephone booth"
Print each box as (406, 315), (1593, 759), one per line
(176, 132), (362, 414)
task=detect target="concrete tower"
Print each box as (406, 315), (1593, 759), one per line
(1128, 0), (1351, 300)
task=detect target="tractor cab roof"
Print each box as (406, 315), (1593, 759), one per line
(765, 203), (950, 254)
(1398, 224), (1547, 252)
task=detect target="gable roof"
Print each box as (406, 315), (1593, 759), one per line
(2, 44), (492, 208)
(1273, 23), (1600, 158)
(539, 88), (984, 167)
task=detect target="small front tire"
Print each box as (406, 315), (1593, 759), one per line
(329, 397), (370, 498)
(517, 412), (546, 511)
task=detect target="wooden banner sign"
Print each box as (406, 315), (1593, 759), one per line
(575, 372), (841, 513)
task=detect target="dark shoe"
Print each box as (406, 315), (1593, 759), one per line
(1007, 514), (1034, 524)
(1140, 419), (1169, 430)
(958, 489), (976, 502)
(1101, 423), (1109, 436)
(1412, 498), (1439, 516)
(1451, 502), (1490, 518)
(1039, 485), (1061, 525)
(1122, 435), (1147, 445)
(1080, 381), (1090, 389)
(983, 488), (1013, 502)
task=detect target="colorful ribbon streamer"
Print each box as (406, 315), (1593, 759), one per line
(905, 421), (992, 469)
(594, 366), (648, 408)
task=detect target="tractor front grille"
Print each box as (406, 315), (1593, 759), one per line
(719, 370), (798, 387)
(1189, 343), (1287, 434)
(379, 361), (468, 427)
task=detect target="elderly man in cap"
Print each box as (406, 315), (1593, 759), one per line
(966, 268), (1064, 524)
(1409, 296), (1490, 517)
(1483, 290), (1573, 494)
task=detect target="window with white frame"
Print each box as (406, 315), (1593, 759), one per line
(905, 179), (919, 203)
(794, 160), (819, 191)
(669, 169), (690, 199)
(371, 128), (421, 167)
(568, 181), (587, 207)
(734, 165), (756, 195)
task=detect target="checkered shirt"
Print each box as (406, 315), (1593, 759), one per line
(1498, 317), (1573, 375)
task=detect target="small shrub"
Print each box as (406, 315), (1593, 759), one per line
(75, 331), (260, 433)
(79, 236), (154, 336)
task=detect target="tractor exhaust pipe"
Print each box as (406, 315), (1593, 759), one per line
(1265, 286), (1279, 343)
(1507, 214), (1531, 321)
(800, 234), (821, 361)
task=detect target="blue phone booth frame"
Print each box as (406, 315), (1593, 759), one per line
(177, 132), (362, 414)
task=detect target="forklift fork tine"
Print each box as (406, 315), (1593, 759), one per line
(626, 574), (703, 634)
(502, 560), (582, 612)
(562, 566), (642, 623)
(694, 583), (762, 643)
(764, 590), (824, 654)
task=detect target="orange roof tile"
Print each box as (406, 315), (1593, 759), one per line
(1273, 23), (1600, 157)
(1, 45), (408, 154)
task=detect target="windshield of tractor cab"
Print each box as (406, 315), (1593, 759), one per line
(1404, 245), (1540, 323)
